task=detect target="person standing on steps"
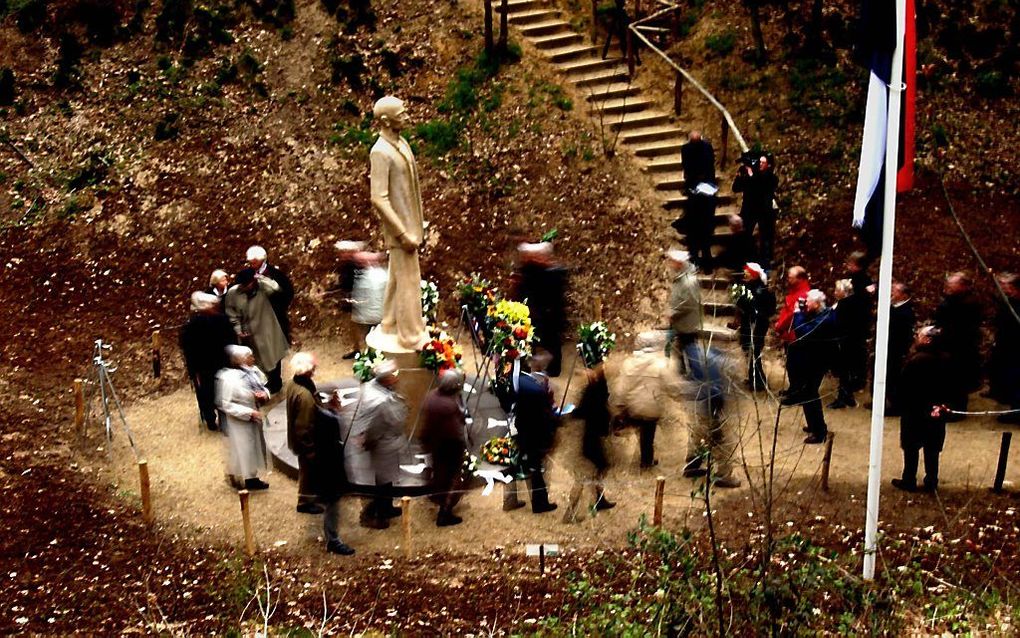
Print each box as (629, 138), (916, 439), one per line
(666, 249), (703, 361)
(678, 131), (717, 273)
(732, 152), (779, 269)
(600, 0), (636, 62)
(892, 326), (952, 493)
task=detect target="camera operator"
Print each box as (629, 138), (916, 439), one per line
(732, 153), (779, 269)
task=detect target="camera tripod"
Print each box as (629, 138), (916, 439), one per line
(82, 338), (139, 454)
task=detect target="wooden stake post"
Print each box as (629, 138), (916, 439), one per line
(993, 432), (1012, 493)
(138, 459), (153, 525)
(673, 74), (683, 116)
(151, 330), (162, 379)
(653, 476), (665, 526)
(821, 433), (835, 492)
(238, 490), (256, 556)
(74, 379), (85, 434)
(593, 297), (603, 322)
(401, 496), (413, 558)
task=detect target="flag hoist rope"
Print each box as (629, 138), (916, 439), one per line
(863, 0), (907, 581)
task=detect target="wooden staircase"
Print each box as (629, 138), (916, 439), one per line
(497, 0), (741, 338)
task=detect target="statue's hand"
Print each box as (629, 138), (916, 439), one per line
(398, 233), (418, 251)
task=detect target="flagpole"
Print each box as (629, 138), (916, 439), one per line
(863, 0), (907, 581)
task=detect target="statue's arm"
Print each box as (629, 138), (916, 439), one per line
(369, 149), (412, 243)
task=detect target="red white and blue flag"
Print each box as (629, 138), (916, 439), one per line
(852, 0), (915, 253)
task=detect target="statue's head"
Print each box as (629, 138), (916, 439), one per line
(373, 96), (408, 133)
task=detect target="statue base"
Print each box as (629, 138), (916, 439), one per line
(366, 327), (433, 439)
(365, 325), (429, 354)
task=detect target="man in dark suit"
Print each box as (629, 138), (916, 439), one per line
(784, 289), (837, 444)
(886, 281), (916, 415)
(892, 326), (951, 493)
(514, 242), (569, 377)
(180, 292), (237, 430)
(247, 245), (295, 344)
(732, 153), (779, 269)
(514, 353), (559, 514)
(989, 273), (1020, 423)
(678, 131), (717, 272)
(933, 272), (983, 414)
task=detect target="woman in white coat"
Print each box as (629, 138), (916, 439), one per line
(217, 345), (271, 490)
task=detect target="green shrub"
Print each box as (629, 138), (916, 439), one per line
(413, 119), (461, 158)
(329, 117), (375, 148)
(10, 0), (48, 33)
(975, 70), (1011, 98)
(60, 196), (88, 219)
(705, 30), (737, 57)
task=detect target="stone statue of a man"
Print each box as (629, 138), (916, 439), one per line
(366, 96), (429, 352)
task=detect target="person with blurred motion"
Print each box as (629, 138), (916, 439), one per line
(513, 242), (569, 377)
(573, 363), (615, 510)
(350, 251), (388, 355)
(666, 249), (703, 360)
(180, 291), (236, 431)
(988, 273), (1020, 424)
(421, 368), (469, 526)
(682, 343), (740, 488)
(331, 240), (367, 359)
(933, 272), (983, 416)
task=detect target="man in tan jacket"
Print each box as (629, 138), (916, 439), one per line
(667, 250), (703, 351)
(611, 331), (683, 468)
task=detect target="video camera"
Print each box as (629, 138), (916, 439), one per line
(738, 149), (774, 173)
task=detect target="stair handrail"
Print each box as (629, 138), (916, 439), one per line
(626, 2), (749, 156)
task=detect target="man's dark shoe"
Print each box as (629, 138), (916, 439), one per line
(436, 513), (463, 527)
(297, 502), (325, 515)
(920, 482), (938, 493)
(532, 503), (558, 514)
(502, 499), (526, 512)
(326, 542), (355, 556)
(683, 467), (708, 478)
(803, 435), (826, 445)
(891, 478), (917, 492)
(244, 478), (270, 491)
(594, 498), (616, 511)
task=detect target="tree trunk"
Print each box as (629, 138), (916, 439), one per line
(745, 0), (767, 64)
(806, 0), (825, 53)
(484, 0), (494, 55)
(498, 0), (509, 54)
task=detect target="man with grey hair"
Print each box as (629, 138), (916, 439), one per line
(348, 360), (408, 528)
(225, 267), (289, 393)
(666, 249), (703, 361)
(246, 245), (295, 345)
(180, 291), (236, 430)
(785, 289), (837, 444)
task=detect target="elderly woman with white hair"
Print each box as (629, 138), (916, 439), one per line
(216, 345), (270, 489)
(348, 360), (408, 529)
(784, 289), (838, 444)
(208, 269), (231, 306)
(180, 291), (237, 430)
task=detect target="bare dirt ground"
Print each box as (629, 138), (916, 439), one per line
(95, 333), (1020, 562)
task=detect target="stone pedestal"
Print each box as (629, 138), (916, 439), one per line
(366, 327), (434, 439)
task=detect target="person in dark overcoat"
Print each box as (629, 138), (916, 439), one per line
(514, 242), (569, 377)
(730, 263), (776, 390)
(285, 352), (354, 554)
(514, 353), (559, 514)
(886, 281), (916, 415)
(933, 272), (983, 414)
(180, 291), (237, 430)
(892, 327), (952, 493)
(829, 252), (874, 409)
(678, 131), (717, 272)
(421, 369), (469, 527)
(573, 364), (615, 510)
(732, 154), (779, 269)
(784, 289), (837, 444)
(988, 273), (1020, 423)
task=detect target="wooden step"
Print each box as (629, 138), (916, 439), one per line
(559, 56), (624, 76)
(619, 125), (684, 145)
(531, 31), (583, 49)
(663, 193), (737, 210)
(698, 314), (738, 342)
(609, 111), (671, 131)
(518, 19), (570, 36)
(570, 65), (630, 87)
(698, 273), (740, 289)
(507, 9), (559, 24)
(631, 139), (682, 157)
(496, 0), (540, 13)
(583, 82), (641, 102)
(643, 157), (683, 173)
(590, 96), (653, 115)
(545, 44), (601, 63)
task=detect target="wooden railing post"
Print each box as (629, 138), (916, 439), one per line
(720, 114), (729, 164)
(673, 73), (683, 116)
(591, 0), (598, 43)
(821, 433), (835, 492)
(626, 29), (635, 77)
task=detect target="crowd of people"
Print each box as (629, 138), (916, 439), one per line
(175, 182), (1018, 557)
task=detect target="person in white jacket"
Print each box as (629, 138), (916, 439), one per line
(216, 345), (270, 490)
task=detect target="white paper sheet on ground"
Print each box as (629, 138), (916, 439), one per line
(463, 383), (476, 394)
(487, 418), (508, 430)
(399, 463), (427, 474)
(555, 403), (575, 417)
(475, 469), (513, 496)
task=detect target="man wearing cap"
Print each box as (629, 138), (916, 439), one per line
(514, 242), (569, 377)
(730, 263), (776, 391)
(348, 360), (408, 528)
(225, 267), (289, 393)
(666, 250), (703, 363)
(369, 96), (429, 351)
(180, 291), (237, 430)
(246, 246), (295, 344)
